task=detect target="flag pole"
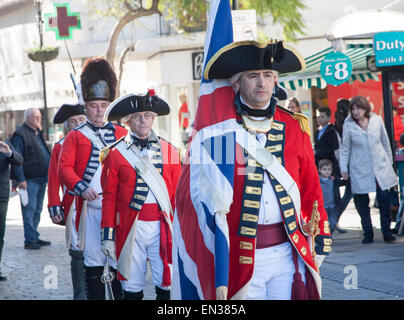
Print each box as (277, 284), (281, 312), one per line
(64, 39), (83, 103)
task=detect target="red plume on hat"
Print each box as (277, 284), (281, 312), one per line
(80, 57), (117, 102)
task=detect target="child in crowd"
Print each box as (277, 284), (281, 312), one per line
(318, 159), (341, 234)
(314, 107), (340, 177)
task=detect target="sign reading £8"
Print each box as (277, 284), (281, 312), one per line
(320, 51), (352, 86)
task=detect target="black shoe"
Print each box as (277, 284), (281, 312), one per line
(24, 242), (41, 249)
(36, 239), (51, 246)
(362, 237), (373, 244)
(384, 234), (396, 243)
(0, 274), (7, 281)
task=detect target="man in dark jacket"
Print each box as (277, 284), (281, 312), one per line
(11, 108), (51, 249)
(0, 139), (23, 280)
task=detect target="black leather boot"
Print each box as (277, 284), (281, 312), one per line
(123, 290), (144, 300)
(110, 267), (123, 300)
(85, 266), (123, 300)
(155, 286), (170, 300)
(85, 266), (105, 300)
(69, 250), (87, 300)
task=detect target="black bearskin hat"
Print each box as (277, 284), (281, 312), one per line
(80, 57), (117, 102)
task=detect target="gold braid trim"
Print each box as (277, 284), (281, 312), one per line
(291, 112), (311, 137)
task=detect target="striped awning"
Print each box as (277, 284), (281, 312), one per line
(278, 44), (380, 90)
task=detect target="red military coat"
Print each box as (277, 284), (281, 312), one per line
(100, 135), (182, 281)
(226, 108), (331, 299)
(175, 106), (332, 300)
(58, 122), (127, 231)
(47, 138), (74, 223)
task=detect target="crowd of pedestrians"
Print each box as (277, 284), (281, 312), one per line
(311, 95), (400, 243)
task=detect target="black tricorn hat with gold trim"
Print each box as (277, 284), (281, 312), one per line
(53, 103), (85, 124)
(104, 90), (170, 122)
(80, 57), (117, 102)
(203, 40), (305, 80)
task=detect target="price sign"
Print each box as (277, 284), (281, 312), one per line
(320, 52), (352, 86)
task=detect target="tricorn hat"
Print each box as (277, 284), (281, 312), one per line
(52, 103), (85, 124)
(80, 57), (117, 102)
(203, 40), (305, 80)
(104, 89), (170, 122)
(273, 83), (287, 101)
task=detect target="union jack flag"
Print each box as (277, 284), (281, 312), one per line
(172, 0), (238, 300)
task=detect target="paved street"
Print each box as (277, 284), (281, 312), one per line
(321, 197), (404, 300)
(1, 190), (403, 300)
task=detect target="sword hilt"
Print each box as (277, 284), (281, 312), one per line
(101, 254), (115, 300)
(101, 255), (115, 283)
(309, 200), (320, 272)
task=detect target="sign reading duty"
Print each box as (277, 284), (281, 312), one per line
(374, 31), (404, 68)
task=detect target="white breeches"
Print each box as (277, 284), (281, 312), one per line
(120, 220), (170, 293)
(69, 202), (80, 251)
(83, 206), (117, 268)
(245, 242), (306, 300)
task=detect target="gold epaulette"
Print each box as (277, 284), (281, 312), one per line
(99, 136), (125, 163)
(291, 112), (311, 137)
(276, 105), (311, 137)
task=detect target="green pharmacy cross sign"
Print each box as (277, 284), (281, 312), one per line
(45, 3), (81, 40)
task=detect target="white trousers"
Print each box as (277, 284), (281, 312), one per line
(245, 242), (306, 300)
(83, 206), (117, 268)
(69, 201), (80, 251)
(121, 220), (170, 293)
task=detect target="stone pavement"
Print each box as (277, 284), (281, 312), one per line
(1, 191), (403, 300)
(321, 197), (404, 300)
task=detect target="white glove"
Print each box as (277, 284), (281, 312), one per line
(315, 254), (326, 269)
(101, 240), (116, 260)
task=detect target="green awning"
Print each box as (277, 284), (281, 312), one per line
(278, 44), (380, 90)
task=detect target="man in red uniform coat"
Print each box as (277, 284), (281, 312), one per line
(174, 41), (332, 300)
(58, 58), (127, 300)
(47, 103), (86, 299)
(100, 90), (181, 300)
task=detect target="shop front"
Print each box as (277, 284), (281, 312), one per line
(278, 43), (380, 141)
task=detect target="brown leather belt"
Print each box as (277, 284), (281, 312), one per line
(256, 222), (289, 249)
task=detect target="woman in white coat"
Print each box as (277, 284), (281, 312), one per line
(339, 96), (398, 244)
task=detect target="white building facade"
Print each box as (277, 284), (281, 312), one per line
(1, 0), (404, 147)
